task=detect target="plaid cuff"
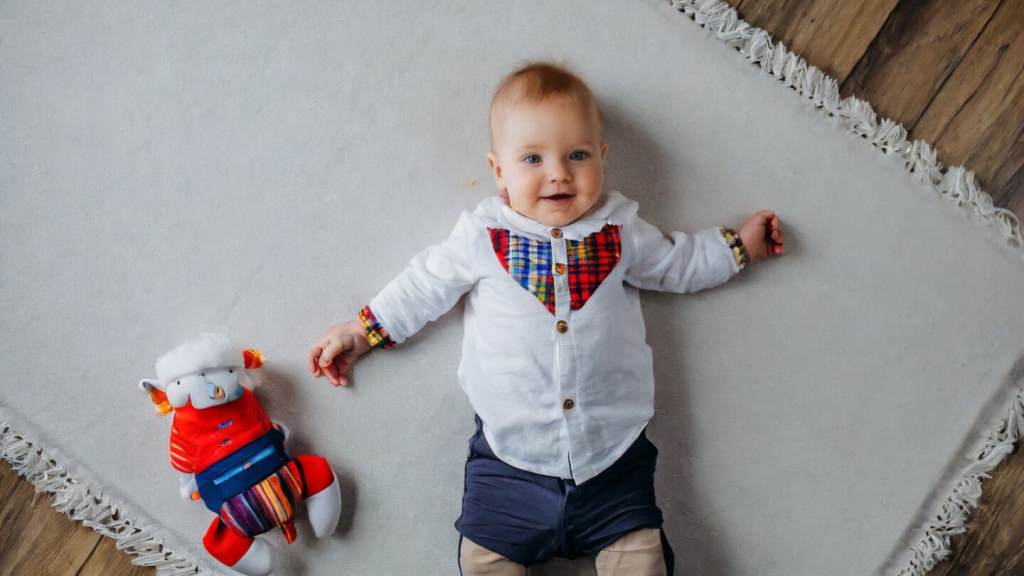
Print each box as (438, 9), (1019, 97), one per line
(720, 227), (749, 271)
(357, 305), (395, 349)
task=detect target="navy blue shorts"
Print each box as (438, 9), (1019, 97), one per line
(455, 415), (675, 573)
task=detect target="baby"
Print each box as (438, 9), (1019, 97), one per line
(309, 62), (783, 575)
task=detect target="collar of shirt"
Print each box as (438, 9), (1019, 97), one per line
(489, 190), (638, 241)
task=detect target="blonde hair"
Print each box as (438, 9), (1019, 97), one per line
(489, 61), (602, 149)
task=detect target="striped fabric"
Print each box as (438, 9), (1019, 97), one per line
(488, 224), (622, 315)
(169, 424), (196, 473)
(220, 463), (304, 539)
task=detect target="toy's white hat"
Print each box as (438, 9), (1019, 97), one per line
(155, 333), (243, 387)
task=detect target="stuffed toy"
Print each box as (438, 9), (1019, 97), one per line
(138, 333), (342, 576)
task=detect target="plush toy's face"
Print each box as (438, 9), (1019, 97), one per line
(165, 366), (245, 410)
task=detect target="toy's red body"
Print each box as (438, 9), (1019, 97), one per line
(141, 336), (341, 575)
(167, 389), (336, 568)
(168, 388), (271, 474)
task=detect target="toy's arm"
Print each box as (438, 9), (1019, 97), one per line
(272, 420), (290, 440)
(177, 471), (199, 502)
(624, 215), (744, 294)
(168, 424), (197, 475)
(359, 211), (479, 348)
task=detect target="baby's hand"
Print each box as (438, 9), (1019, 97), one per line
(308, 320), (372, 387)
(738, 210), (784, 262)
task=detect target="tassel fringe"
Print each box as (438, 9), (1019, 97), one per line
(0, 417), (216, 575)
(667, 2), (1024, 572)
(895, 389), (1024, 574)
(1, 5), (1021, 575)
(668, 0), (1024, 256)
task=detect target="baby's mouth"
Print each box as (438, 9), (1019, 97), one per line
(543, 193), (574, 203)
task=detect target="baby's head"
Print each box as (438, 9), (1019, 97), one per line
(486, 62), (608, 228)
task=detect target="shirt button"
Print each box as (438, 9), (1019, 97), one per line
(556, 320), (568, 333)
(563, 398), (575, 410)
(553, 263), (566, 275)
(550, 228), (563, 239)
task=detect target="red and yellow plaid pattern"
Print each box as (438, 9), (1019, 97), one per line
(488, 224), (622, 315)
(358, 305), (395, 348)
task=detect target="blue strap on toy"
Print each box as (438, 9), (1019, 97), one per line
(195, 427), (290, 514)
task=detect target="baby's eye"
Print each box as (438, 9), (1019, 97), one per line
(523, 154), (541, 164)
(569, 150), (589, 161)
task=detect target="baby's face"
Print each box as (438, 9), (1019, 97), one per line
(487, 96), (608, 227)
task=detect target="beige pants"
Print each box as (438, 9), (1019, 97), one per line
(459, 528), (667, 576)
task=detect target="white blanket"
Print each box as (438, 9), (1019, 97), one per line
(2, 1), (1023, 575)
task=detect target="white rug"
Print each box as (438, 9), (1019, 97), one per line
(2, 1), (1023, 575)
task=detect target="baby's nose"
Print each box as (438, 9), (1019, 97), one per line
(548, 162), (572, 182)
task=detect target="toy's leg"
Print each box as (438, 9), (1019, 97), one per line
(203, 517), (280, 576)
(458, 535), (528, 576)
(594, 528), (666, 576)
(294, 454), (341, 538)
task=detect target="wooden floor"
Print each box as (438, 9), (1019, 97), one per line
(0, 461), (148, 576)
(2, 1), (1022, 574)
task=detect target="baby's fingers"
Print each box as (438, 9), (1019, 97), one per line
(308, 345), (324, 377)
(322, 360), (342, 386)
(319, 339), (344, 368)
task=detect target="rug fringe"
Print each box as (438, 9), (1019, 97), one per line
(2, 5), (1020, 575)
(895, 388), (1024, 574)
(665, 2), (1024, 572)
(667, 0), (1024, 256)
(0, 417), (216, 576)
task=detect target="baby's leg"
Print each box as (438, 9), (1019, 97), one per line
(594, 527), (666, 576)
(459, 535), (528, 576)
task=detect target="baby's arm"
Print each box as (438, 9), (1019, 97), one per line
(309, 211), (478, 386)
(624, 210), (782, 294)
(625, 216), (744, 293)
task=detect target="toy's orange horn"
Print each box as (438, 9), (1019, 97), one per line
(243, 349), (264, 369)
(149, 388), (173, 416)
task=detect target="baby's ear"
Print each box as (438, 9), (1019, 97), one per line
(600, 142), (608, 159)
(486, 151), (504, 190)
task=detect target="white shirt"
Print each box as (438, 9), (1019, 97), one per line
(366, 190), (742, 483)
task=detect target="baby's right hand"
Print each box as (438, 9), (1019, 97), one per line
(308, 320), (372, 387)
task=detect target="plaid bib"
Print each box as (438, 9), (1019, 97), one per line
(488, 223), (622, 315)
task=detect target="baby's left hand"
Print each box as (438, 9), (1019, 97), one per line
(738, 210), (784, 262)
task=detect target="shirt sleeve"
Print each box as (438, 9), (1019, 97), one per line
(624, 215), (741, 293)
(360, 211), (478, 347)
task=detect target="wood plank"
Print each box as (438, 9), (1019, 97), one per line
(78, 536), (152, 576)
(999, 151), (1024, 217)
(911, 0), (1024, 204)
(730, 0), (900, 82)
(840, 0), (1002, 132)
(0, 461), (101, 576)
(932, 444), (1024, 574)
